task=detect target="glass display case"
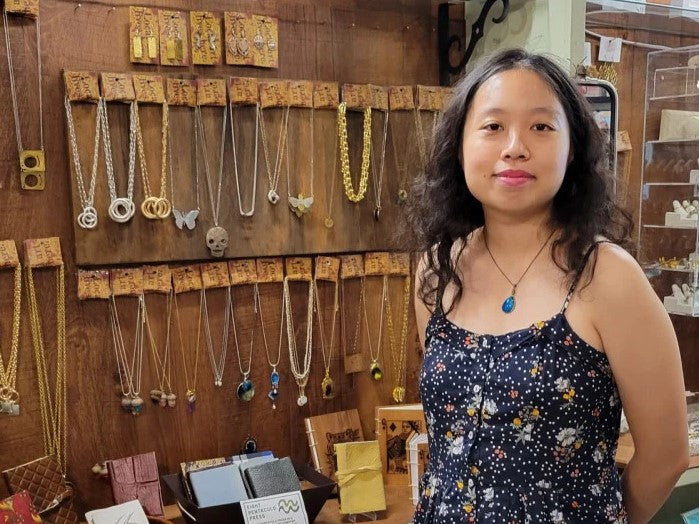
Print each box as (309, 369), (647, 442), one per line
(639, 44), (699, 318)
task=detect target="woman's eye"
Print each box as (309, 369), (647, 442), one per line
(484, 123), (501, 131)
(533, 123), (553, 131)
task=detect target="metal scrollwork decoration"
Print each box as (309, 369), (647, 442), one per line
(438, 0), (510, 85)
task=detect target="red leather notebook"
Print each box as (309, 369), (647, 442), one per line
(0, 490), (42, 523)
(107, 452), (164, 517)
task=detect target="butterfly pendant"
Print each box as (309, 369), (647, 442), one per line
(173, 208), (199, 230)
(288, 194), (313, 218)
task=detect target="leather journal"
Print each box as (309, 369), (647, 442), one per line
(187, 463), (249, 508)
(334, 441), (386, 514)
(0, 490), (42, 523)
(243, 457), (300, 498)
(107, 451), (164, 516)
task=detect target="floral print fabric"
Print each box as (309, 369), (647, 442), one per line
(413, 311), (628, 523)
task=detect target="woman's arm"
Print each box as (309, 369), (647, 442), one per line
(590, 244), (689, 523)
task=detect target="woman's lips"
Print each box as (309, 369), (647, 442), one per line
(494, 169), (534, 187)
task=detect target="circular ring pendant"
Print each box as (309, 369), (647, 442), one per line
(242, 436), (258, 454)
(267, 189), (280, 204)
(109, 198), (135, 223)
(370, 361), (383, 381)
(392, 386), (406, 403)
(141, 197), (160, 219)
(321, 375), (336, 399)
(324, 217), (334, 229)
(297, 394), (308, 407)
(78, 206), (98, 229)
(154, 198), (172, 219)
(236, 379), (255, 402)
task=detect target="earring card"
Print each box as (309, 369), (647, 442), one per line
(224, 12), (253, 66)
(110, 267), (144, 296)
(172, 265), (203, 293)
(251, 14), (278, 69)
(229, 77), (259, 106)
(229, 259), (258, 285)
(133, 74), (165, 104)
(100, 73), (135, 102)
(78, 270), (111, 300)
(24, 237), (63, 268)
(190, 11), (222, 65)
(167, 78), (197, 107)
(130, 6), (160, 64)
(313, 82), (339, 109)
(159, 10), (189, 67)
(63, 71), (100, 102)
(142, 265), (172, 294)
(256, 258), (284, 283)
(196, 78), (227, 107)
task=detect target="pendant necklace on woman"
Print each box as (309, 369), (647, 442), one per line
(483, 229), (555, 314)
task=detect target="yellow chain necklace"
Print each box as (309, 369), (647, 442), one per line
(314, 278), (339, 399)
(0, 265), (22, 415)
(337, 102), (372, 203)
(134, 101), (171, 219)
(26, 264), (67, 472)
(385, 274), (411, 403)
(173, 289), (201, 412)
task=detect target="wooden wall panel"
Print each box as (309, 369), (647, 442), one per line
(0, 0), (459, 513)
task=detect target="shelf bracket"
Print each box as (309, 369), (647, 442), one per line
(438, 0), (510, 86)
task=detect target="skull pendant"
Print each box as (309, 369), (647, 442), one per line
(206, 226), (229, 257)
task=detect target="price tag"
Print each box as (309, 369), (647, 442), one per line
(342, 84), (371, 110)
(313, 82), (339, 109)
(288, 80), (314, 108)
(368, 84), (389, 111)
(190, 11), (222, 65)
(197, 78), (227, 106)
(100, 73), (135, 102)
(416, 85), (441, 111)
(63, 71), (100, 102)
(388, 252), (411, 276)
(201, 262), (231, 289)
(142, 265), (172, 294)
(364, 252), (390, 276)
(110, 268), (144, 297)
(315, 256), (340, 282)
(229, 77), (259, 106)
(167, 78), (197, 107)
(24, 237), (63, 268)
(259, 80), (290, 108)
(285, 257), (312, 281)
(256, 258), (284, 283)
(340, 254), (364, 279)
(0, 241), (19, 268)
(598, 36), (622, 63)
(133, 74), (165, 104)
(172, 265), (203, 294)
(159, 10), (189, 67)
(129, 6), (159, 64)
(4, 0), (38, 17)
(389, 85), (415, 111)
(229, 259), (258, 285)
(77, 270), (110, 300)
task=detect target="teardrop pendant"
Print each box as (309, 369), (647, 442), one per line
(369, 360), (383, 381)
(502, 294), (516, 314)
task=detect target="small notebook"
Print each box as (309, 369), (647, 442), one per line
(188, 462), (249, 508)
(85, 499), (149, 524)
(243, 457), (300, 498)
(238, 455), (277, 497)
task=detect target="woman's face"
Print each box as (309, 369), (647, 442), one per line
(461, 68), (571, 219)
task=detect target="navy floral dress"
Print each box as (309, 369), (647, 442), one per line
(414, 245), (628, 523)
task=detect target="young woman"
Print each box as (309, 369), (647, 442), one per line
(408, 49), (689, 523)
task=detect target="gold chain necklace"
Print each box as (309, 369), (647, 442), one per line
(314, 278), (339, 400)
(144, 291), (176, 408)
(259, 105), (290, 204)
(322, 112), (339, 228)
(385, 275), (411, 403)
(284, 277), (314, 407)
(0, 265), (21, 415)
(370, 109), (389, 220)
(173, 289), (201, 412)
(256, 283), (285, 409)
(134, 101), (171, 219)
(338, 102), (372, 203)
(340, 277), (365, 371)
(26, 264), (67, 472)
(365, 276), (386, 381)
(391, 113), (414, 204)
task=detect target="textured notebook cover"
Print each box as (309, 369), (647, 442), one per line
(188, 463), (249, 508)
(243, 457), (300, 498)
(238, 455), (277, 497)
(0, 490), (41, 523)
(334, 440), (386, 514)
(107, 452), (163, 516)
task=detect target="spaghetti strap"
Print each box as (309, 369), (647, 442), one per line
(560, 241), (606, 314)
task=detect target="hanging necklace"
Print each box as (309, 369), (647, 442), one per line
(257, 283), (285, 409)
(340, 276), (365, 372)
(287, 108), (315, 217)
(230, 102), (260, 217)
(26, 264), (68, 470)
(314, 277), (339, 400)
(2, 7), (45, 189)
(173, 289), (201, 412)
(483, 229), (555, 314)
(0, 264), (21, 416)
(134, 100), (171, 219)
(385, 275), (412, 403)
(230, 285), (256, 401)
(414, 108), (439, 173)
(370, 108), (389, 220)
(101, 100), (137, 223)
(109, 294), (145, 415)
(284, 276), (314, 406)
(196, 105), (229, 257)
(338, 102), (372, 203)
(143, 292), (176, 408)
(64, 96), (102, 229)
(391, 112), (415, 204)
(365, 276), (387, 380)
(201, 285), (231, 387)
(170, 105), (200, 230)
(322, 112), (339, 229)
(259, 104), (290, 204)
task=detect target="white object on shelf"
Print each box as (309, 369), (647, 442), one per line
(663, 295), (699, 316)
(690, 170), (699, 184)
(665, 212), (698, 227)
(659, 109), (699, 141)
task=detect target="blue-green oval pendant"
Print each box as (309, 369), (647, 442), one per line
(237, 379), (255, 402)
(502, 295), (515, 313)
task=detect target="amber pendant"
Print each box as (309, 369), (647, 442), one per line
(392, 386), (406, 403)
(321, 372), (336, 399)
(369, 360), (383, 381)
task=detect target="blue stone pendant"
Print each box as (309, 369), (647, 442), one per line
(502, 294), (516, 314)
(237, 377), (255, 402)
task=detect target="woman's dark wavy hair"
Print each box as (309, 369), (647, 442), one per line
(407, 48), (633, 313)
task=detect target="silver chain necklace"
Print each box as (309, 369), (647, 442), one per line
(65, 96), (102, 229)
(170, 107), (200, 230)
(201, 286), (231, 387)
(287, 108), (315, 217)
(230, 103), (260, 217)
(256, 283), (285, 409)
(101, 100), (137, 223)
(283, 276), (314, 406)
(230, 285), (256, 402)
(370, 109), (389, 220)
(259, 105), (290, 204)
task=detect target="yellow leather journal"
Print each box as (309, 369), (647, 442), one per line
(334, 440), (386, 515)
